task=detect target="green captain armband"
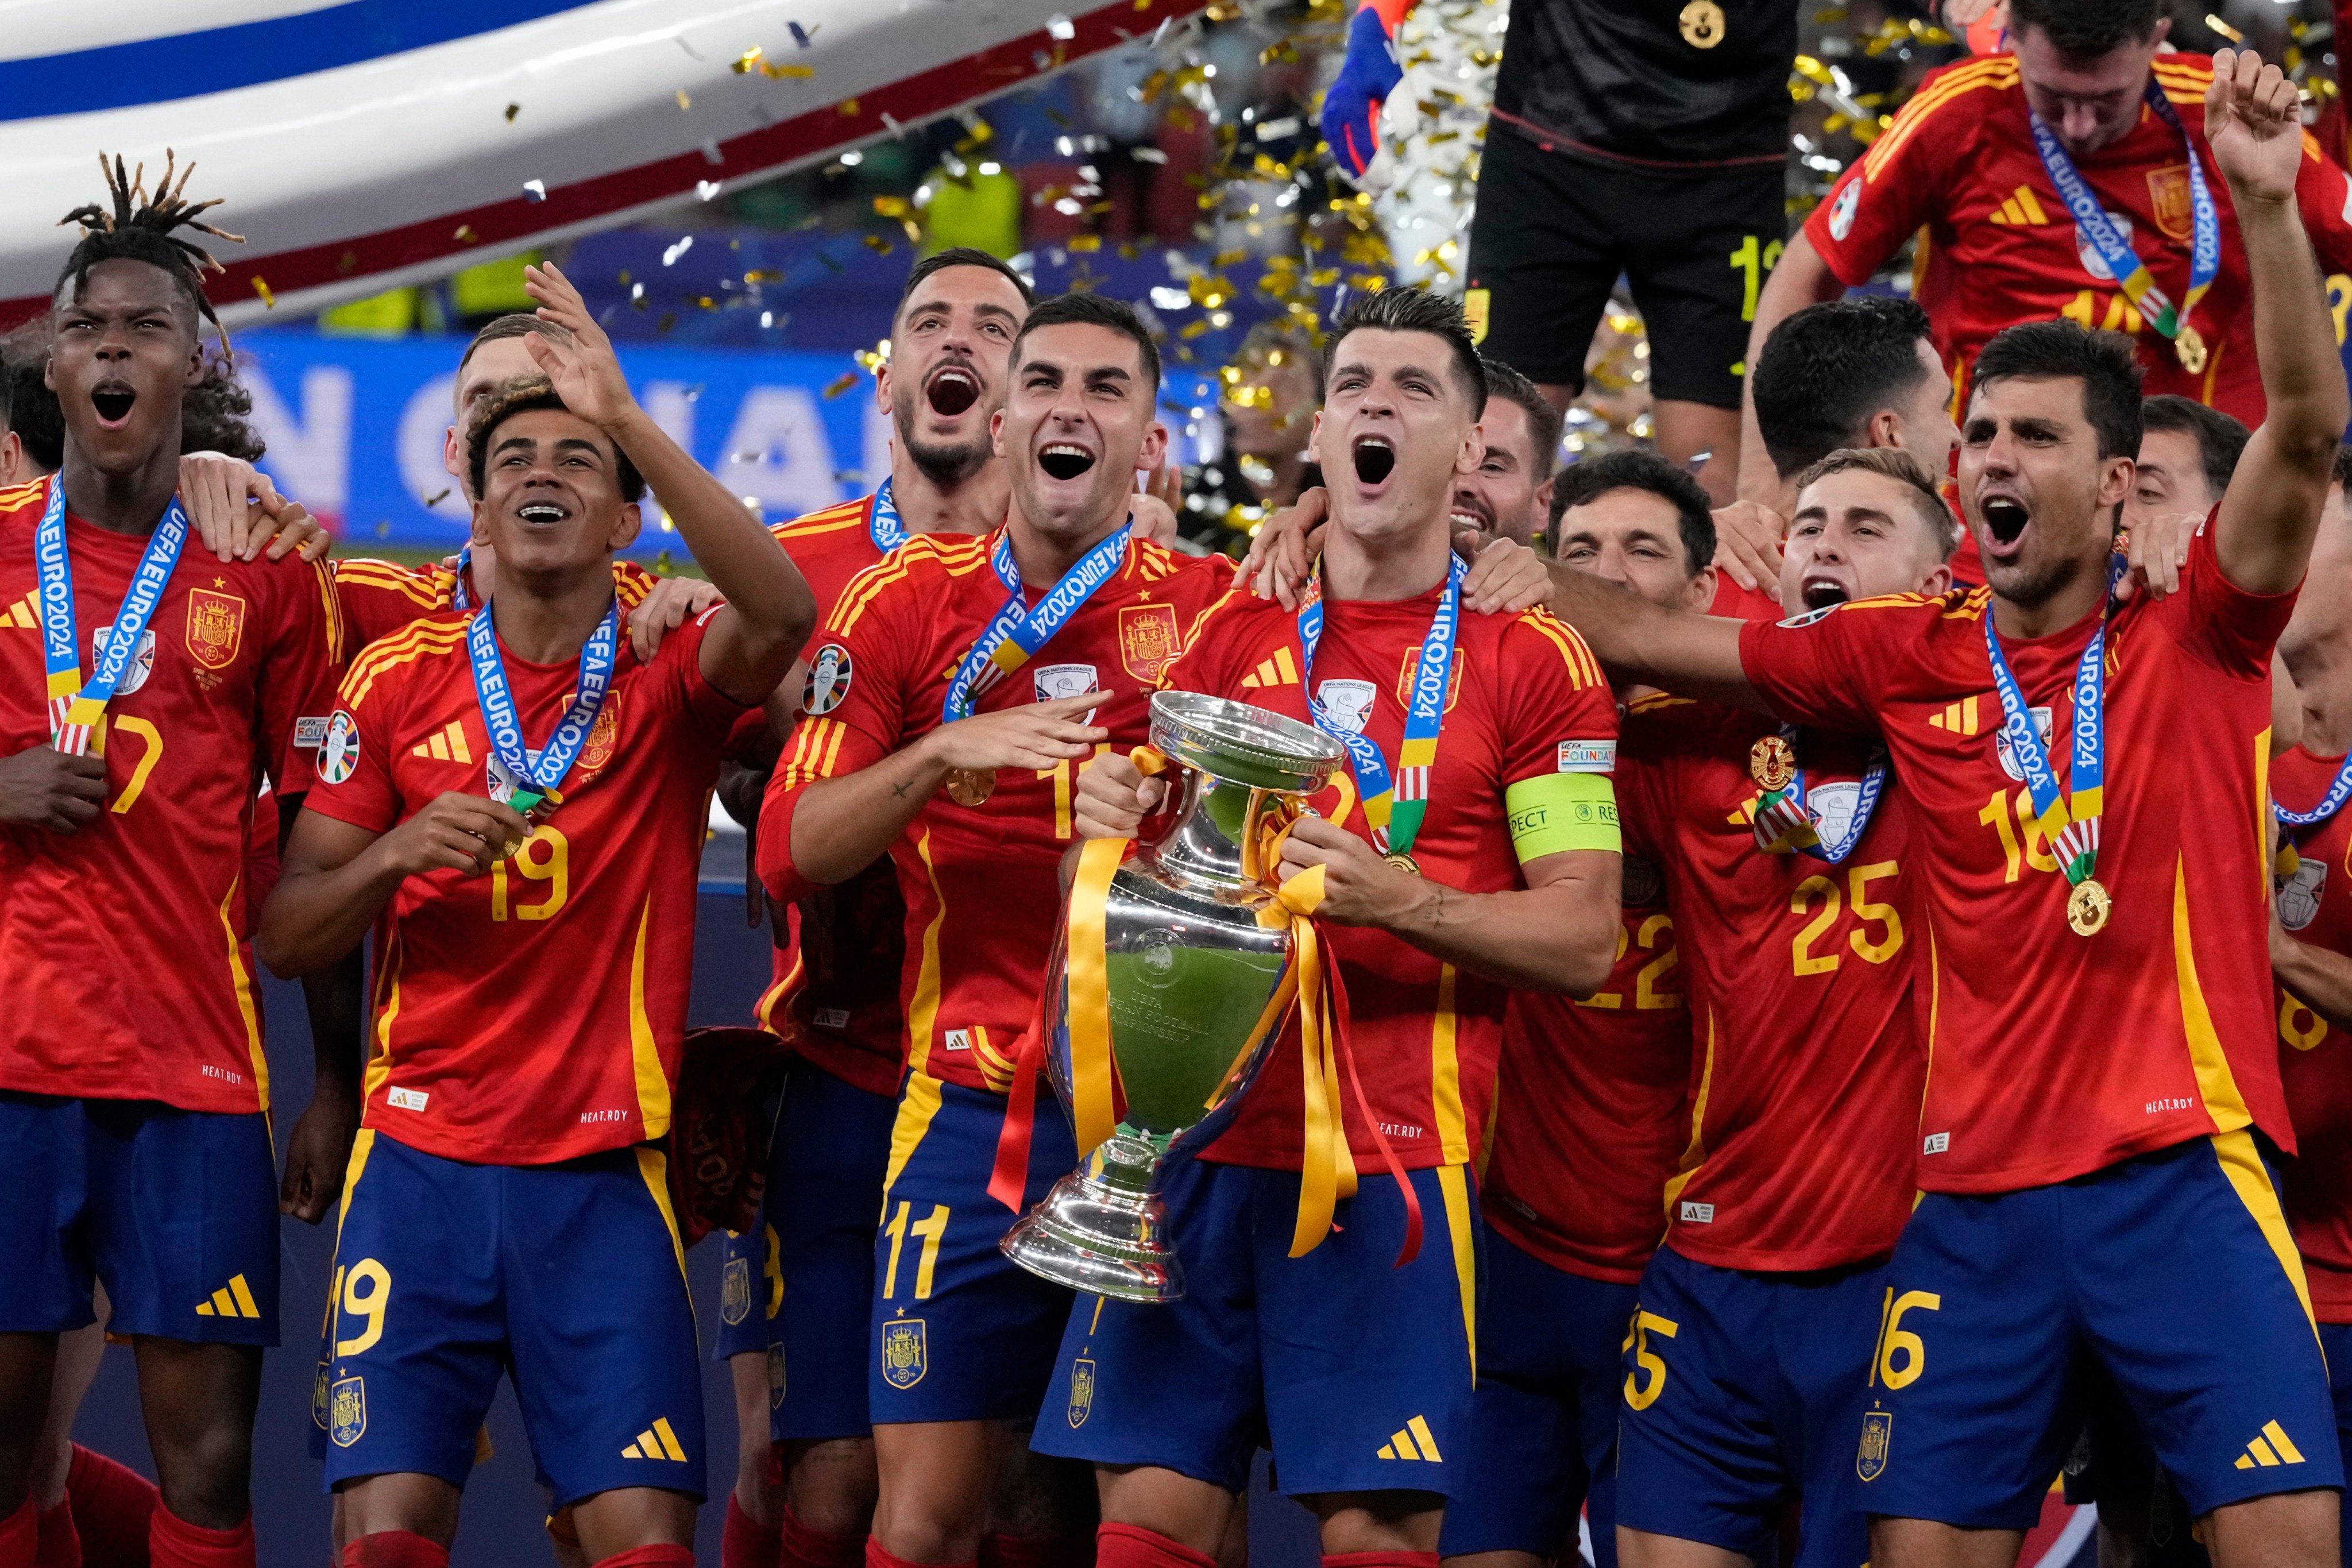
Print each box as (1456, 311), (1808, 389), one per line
(1506, 771), (1621, 862)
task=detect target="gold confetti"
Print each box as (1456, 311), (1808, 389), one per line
(763, 62), (816, 78)
(872, 195), (912, 217)
(504, 102), (520, 122)
(822, 371), (862, 399)
(837, 98), (860, 115)
(1068, 234), (1102, 252)
(733, 47), (764, 72)
(252, 277), (275, 308)
(423, 489), (451, 508)
(862, 234), (894, 253)
(454, 224), (479, 244)
(677, 88), (693, 110)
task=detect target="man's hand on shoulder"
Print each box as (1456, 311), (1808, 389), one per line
(1458, 531), (1549, 615)
(629, 576), (725, 659)
(181, 453), (332, 563)
(0, 746), (107, 833)
(1235, 488), (1327, 608)
(1712, 500), (1786, 595)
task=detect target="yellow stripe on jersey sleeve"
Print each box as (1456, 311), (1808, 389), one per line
(339, 621), (467, 709)
(1864, 57), (2017, 181)
(334, 559), (448, 610)
(1511, 607), (1606, 689)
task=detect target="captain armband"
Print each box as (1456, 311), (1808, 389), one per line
(1505, 771), (1620, 862)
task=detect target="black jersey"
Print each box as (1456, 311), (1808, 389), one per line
(1492, 0), (1798, 171)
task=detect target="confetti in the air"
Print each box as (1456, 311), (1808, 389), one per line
(677, 88), (693, 110)
(1046, 12), (1076, 37)
(698, 180), (723, 201)
(454, 224), (479, 243)
(822, 371), (861, 399)
(523, 179), (547, 202)
(504, 103), (520, 122)
(663, 236), (694, 265)
(252, 277), (275, 308)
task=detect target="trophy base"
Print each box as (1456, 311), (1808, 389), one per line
(1000, 1137), (1185, 1303)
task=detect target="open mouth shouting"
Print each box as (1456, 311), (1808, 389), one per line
(1038, 441), (1097, 482)
(91, 379), (136, 430)
(1800, 574), (1852, 612)
(926, 362), (981, 418)
(1979, 493), (2031, 559)
(1352, 433), (1396, 488)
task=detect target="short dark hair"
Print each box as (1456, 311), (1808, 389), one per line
(1, 325), (62, 473)
(55, 152), (237, 352)
(2139, 394), (2248, 502)
(2008, 0), (2164, 55)
(2331, 443), (2352, 497)
(1752, 297), (1936, 480)
(457, 311), (573, 376)
(1789, 446), (1958, 561)
(897, 247), (1036, 324)
(467, 374), (645, 505)
(1970, 319), (2143, 462)
(1012, 291), (1161, 393)
(1550, 451), (1716, 577)
(1328, 286), (1487, 416)
(1480, 358), (1563, 480)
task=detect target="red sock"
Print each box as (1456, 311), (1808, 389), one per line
(1322, 1554), (1439, 1568)
(781, 1507), (866, 1568)
(341, 1535), (449, 1568)
(33, 1502), (77, 1568)
(1095, 1524), (1214, 1568)
(144, 1509), (250, 1568)
(867, 1538), (974, 1568)
(590, 1549), (697, 1568)
(1, 1497), (38, 1568)
(64, 1448), (155, 1568)
(725, 1496), (782, 1568)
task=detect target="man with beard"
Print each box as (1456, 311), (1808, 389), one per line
(709, 248), (1037, 1568)
(1540, 51), (2346, 1568)
(758, 293), (1233, 1568)
(1446, 360), (1562, 550)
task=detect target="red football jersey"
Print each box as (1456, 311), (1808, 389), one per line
(762, 529), (1233, 1095)
(2270, 744), (2352, 1323)
(1158, 589), (1620, 1172)
(334, 555), (655, 654)
(307, 605), (747, 1163)
(752, 493), (914, 1098)
(1806, 52), (2352, 428)
(0, 476), (342, 1111)
(1617, 694), (1925, 1269)
(1740, 522), (2292, 1193)
(1481, 843), (1690, 1283)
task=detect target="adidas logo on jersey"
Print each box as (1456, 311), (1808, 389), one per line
(2233, 1421), (2308, 1470)
(411, 720), (473, 764)
(194, 1274), (265, 1319)
(621, 1416), (690, 1462)
(1376, 1415), (1445, 1462)
(1, 589), (34, 628)
(1925, 697), (1982, 736)
(1241, 646), (1300, 690)
(1988, 186), (2052, 226)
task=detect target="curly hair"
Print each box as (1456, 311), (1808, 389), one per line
(466, 374), (644, 504)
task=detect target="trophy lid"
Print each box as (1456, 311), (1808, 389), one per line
(1149, 691), (1346, 794)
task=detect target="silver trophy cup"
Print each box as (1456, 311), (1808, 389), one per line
(999, 691), (1346, 1302)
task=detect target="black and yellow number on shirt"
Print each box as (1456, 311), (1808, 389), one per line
(1978, 787), (2061, 883)
(1577, 913), (1681, 1011)
(1621, 1308), (1679, 1410)
(492, 825), (570, 921)
(1868, 1287), (1940, 1391)
(1037, 744), (1114, 840)
(331, 1258), (392, 1358)
(1789, 860), (1904, 976)
(1729, 237), (1786, 325)
(882, 1200), (949, 1300)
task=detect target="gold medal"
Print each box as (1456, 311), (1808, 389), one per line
(1749, 734), (1795, 792)
(2174, 323), (2207, 375)
(1678, 0), (1726, 47)
(943, 767), (995, 808)
(2066, 877), (2111, 937)
(1384, 851), (1422, 876)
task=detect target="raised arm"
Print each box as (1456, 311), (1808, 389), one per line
(522, 261), (818, 702)
(1543, 562), (1767, 711)
(2207, 49), (2352, 595)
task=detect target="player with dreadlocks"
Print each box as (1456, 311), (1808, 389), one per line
(0, 153), (356, 1568)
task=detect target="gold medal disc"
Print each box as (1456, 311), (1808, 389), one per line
(2066, 877), (2112, 937)
(943, 767), (996, 808)
(1749, 734), (1796, 792)
(2174, 324), (2208, 375)
(1678, 0), (1727, 47)
(1384, 851), (1423, 876)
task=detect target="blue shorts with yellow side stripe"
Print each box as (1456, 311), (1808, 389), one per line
(314, 1130), (706, 1509)
(867, 1072), (1079, 1424)
(1030, 1158), (1481, 1500)
(1856, 1132), (2343, 1527)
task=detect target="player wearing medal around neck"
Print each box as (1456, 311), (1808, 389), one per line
(1536, 50), (2347, 1568)
(706, 248), (1040, 1568)
(254, 259), (817, 1568)
(2263, 446), (2352, 1568)
(0, 157), (355, 1568)
(1046, 285), (1623, 1568)
(1439, 452), (1713, 1568)
(756, 291), (1234, 1568)
(1571, 447), (1952, 1568)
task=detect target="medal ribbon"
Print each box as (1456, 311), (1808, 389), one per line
(1982, 557), (2126, 891)
(2273, 754), (2352, 833)
(1752, 728), (1893, 863)
(450, 543), (476, 612)
(1297, 554), (1465, 858)
(35, 476), (191, 756)
(941, 523), (1131, 724)
(2028, 82), (2218, 345)
(465, 596), (621, 814)
(868, 477), (907, 553)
